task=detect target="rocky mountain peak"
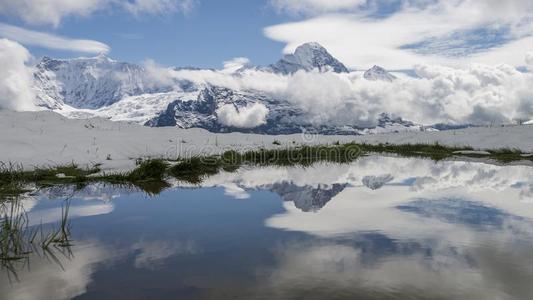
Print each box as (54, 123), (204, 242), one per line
(270, 42), (349, 74)
(364, 65), (396, 82)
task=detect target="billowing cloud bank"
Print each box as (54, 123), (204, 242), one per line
(216, 103), (269, 128)
(0, 23), (110, 54)
(155, 56), (533, 126)
(0, 0), (195, 27)
(265, 0), (533, 69)
(0, 39), (37, 111)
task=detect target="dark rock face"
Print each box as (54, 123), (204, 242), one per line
(147, 88), (423, 135)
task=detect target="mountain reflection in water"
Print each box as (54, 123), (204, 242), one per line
(2, 156), (533, 300)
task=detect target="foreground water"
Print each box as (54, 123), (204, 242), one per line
(3, 155), (533, 300)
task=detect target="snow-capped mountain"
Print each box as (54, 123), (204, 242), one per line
(34, 54), (169, 109)
(268, 42), (349, 74)
(364, 65), (397, 82)
(31, 42), (427, 135)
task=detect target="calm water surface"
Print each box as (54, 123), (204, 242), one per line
(3, 156), (533, 300)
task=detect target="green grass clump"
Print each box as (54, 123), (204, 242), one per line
(0, 160), (174, 198)
(355, 142), (533, 163)
(237, 144), (361, 167)
(486, 148), (525, 163)
(1, 198), (75, 274)
(220, 151), (242, 172)
(169, 157), (222, 184)
(0, 163), (23, 183)
(0, 163), (100, 186)
(127, 159), (169, 182)
(0, 202), (30, 262)
(357, 142), (473, 161)
(100, 159), (171, 194)
(0, 183), (28, 203)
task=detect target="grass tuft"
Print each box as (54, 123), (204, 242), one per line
(356, 142), (472, 161)
(127, 159), (168, 182)
(1, 197), (76, 274)
(169, 157), (222, 184)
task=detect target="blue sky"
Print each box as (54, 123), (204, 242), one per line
(0, 0), (295, 68)
(1, 0), (533, 69)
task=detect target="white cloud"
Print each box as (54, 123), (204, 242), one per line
(221, 57), (251, 74)
(219, 183), (251, 199)
(123, 0), (197, 16)
(141, 55), (533, 126)
(0, 39), (37, 111)
(0, 23), (110, 54)
(262, 161), (533, 239)
(171, 66), (289, 93)
(283, 70), (380, 126)
(0, 241), (111, 300)
(190, 155), (533, 217)
(0, 0), (107, 27)
(143, 59), (180, 88)
(272, 0), (533, 19)
(132, 239), (198, 270)
(216, 103), (269, 128)
(270, 0), (367, 15)
(526, 52), (533, 67)
(258, 239), (531, 299)
(264, 0), (533, 69)
(0, 0), (196, 27)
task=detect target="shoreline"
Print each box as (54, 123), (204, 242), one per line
(3, 141), (533, 201)
(1, 110), (533, 173)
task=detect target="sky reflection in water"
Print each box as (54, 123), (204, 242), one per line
(3, 156), (533, 300)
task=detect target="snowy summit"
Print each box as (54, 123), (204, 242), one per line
(269, 42), (349, 74)
(364, 65), (397, 82)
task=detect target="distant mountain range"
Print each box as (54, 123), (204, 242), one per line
(33, 42), (430, 135)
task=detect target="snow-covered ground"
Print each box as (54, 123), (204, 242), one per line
(0, 111), (354, 171)
(354, 125), (533, 151)
(1, 110), (533, 172)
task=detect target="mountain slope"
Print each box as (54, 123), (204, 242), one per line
(34, 54), (162, 109)
(146, 86), (424, 135)
(146, 86), (308, 134)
